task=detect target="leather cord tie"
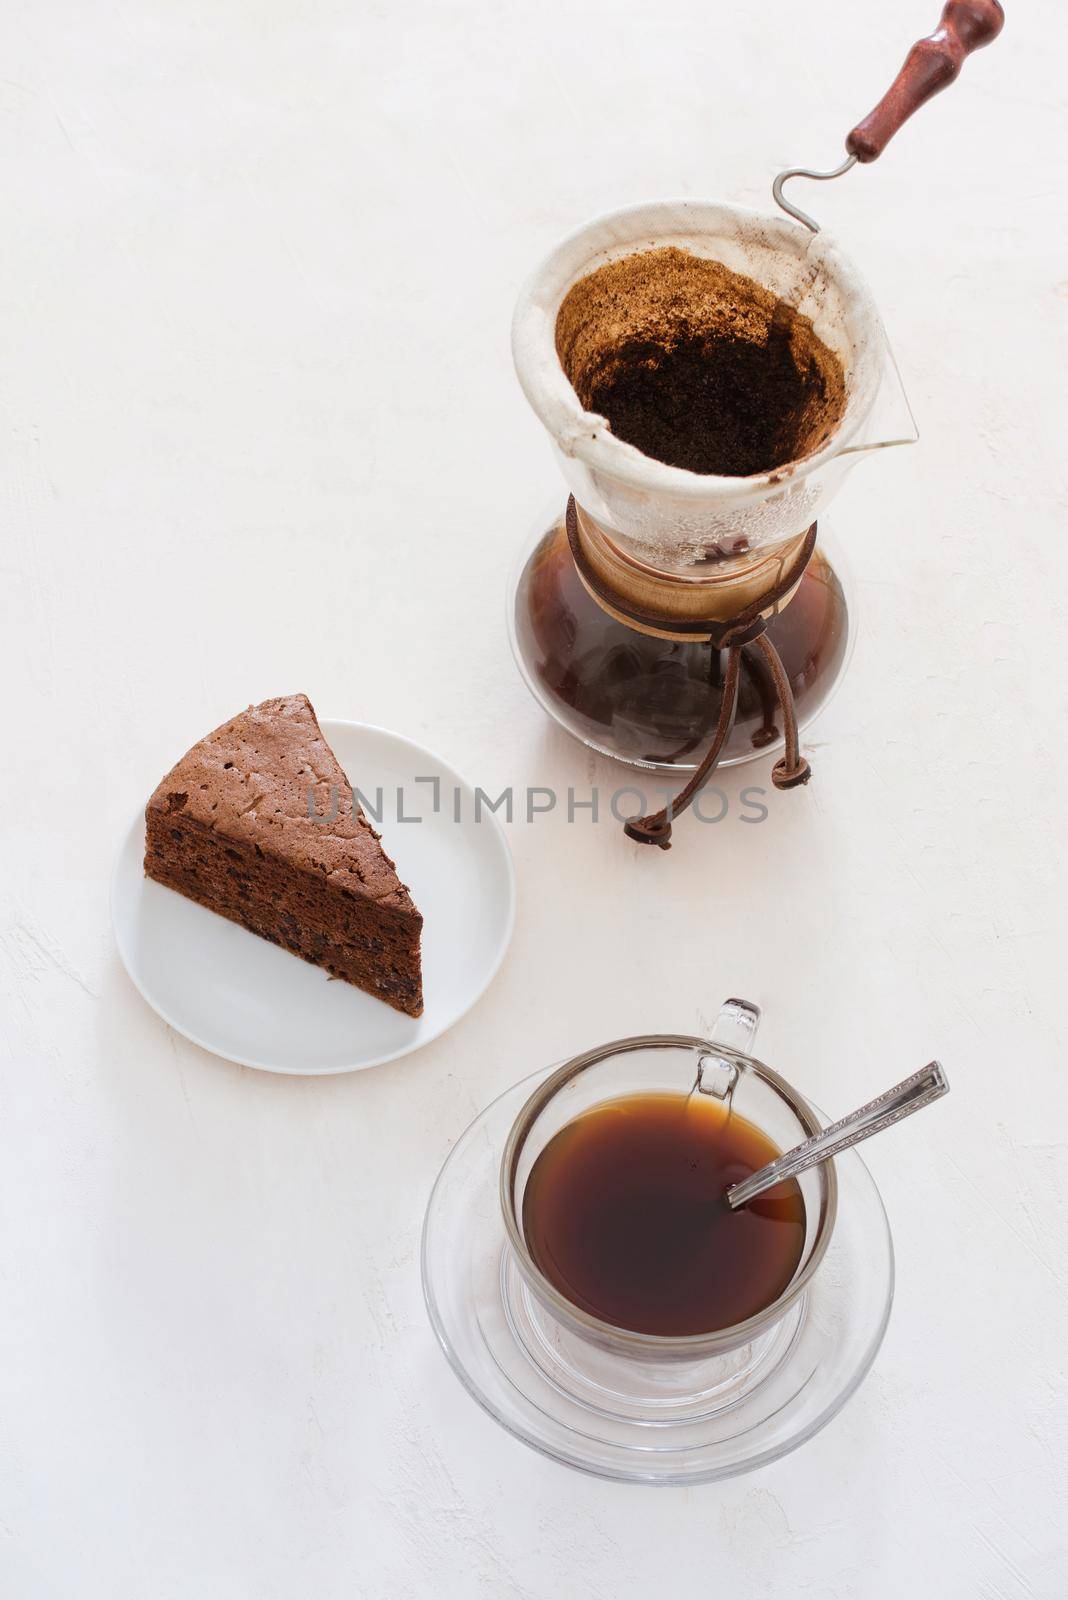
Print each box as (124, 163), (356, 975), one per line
(564, 498), (815, 850)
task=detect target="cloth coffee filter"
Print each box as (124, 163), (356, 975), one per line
(512, 199), (891, 573)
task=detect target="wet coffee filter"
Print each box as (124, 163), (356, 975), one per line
(513, 202), (889, 573)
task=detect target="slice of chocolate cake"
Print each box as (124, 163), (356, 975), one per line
(144, 695), (423, 1016)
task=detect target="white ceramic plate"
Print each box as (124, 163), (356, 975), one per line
(112, 721), (516, 1074)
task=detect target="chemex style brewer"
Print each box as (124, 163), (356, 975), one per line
(509, 0), (1004, 848)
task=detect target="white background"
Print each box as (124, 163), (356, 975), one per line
(2, 1), (1066, 1595)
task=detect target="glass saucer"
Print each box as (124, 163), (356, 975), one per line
(422, 1065), (894, 1485)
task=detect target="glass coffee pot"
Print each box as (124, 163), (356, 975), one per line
(509, 198), (913, 818)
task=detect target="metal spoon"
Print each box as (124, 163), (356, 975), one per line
(725, 1062), (949, 1210)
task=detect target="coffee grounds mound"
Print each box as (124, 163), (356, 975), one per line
(585, 327), (826, 478)
(556, 246), (847, 479)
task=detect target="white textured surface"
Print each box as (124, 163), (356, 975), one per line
(1, 1), (1065, 1595)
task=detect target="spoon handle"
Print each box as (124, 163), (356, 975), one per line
(725, 1062), (949, 1210)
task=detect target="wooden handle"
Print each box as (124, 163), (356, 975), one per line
(846, 0), (1005, 164)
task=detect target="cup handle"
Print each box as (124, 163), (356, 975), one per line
(708, 997), (761, 1053)
(696, 998), (760, 1100)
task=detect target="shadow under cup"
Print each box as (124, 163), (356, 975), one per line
(499, 1035), (838, 1419)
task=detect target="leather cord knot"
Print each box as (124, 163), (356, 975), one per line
(773, 756), (812, 789)
(709, 614), (770, 650)
(623, 814), (674, 847)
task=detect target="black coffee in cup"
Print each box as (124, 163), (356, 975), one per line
(522, 1091), (805, 1337)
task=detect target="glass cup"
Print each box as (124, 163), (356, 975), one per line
(423, 998), (893, 1474)
(497, 998), (838, 1416)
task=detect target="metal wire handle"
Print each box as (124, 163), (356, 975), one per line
(772, 155), (857, 234)
(725, 1061), (949, 1209)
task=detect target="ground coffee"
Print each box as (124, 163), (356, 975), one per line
(556, 246), (846, 478)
